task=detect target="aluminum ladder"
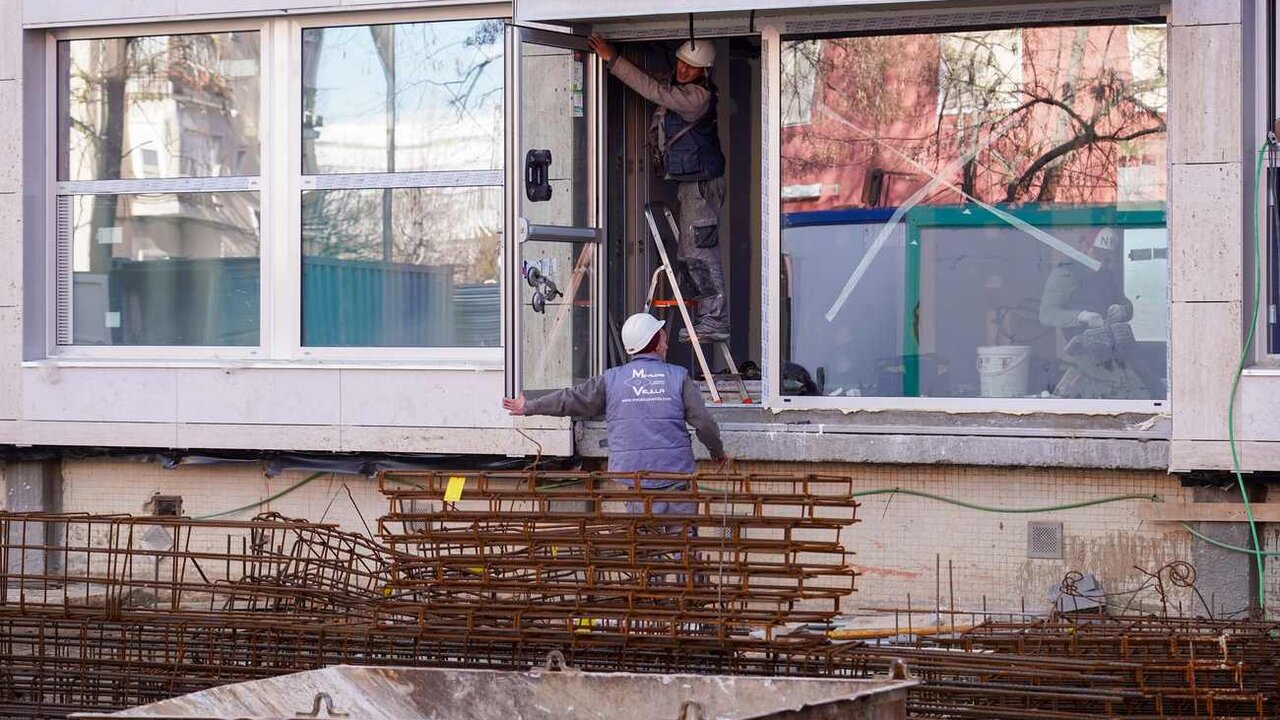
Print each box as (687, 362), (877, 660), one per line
(642, 203), (751, 404)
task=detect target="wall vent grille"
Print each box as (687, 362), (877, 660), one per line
(1027, 521), (1064, 560)
(54, 196), (72, 346)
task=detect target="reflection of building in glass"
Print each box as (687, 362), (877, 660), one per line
(779, 24), (1168, 401)
(62, 32), (262, 346)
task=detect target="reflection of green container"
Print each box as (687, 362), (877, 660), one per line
(112, 257), (260, 346)
(302, 257), (455, 347)
(900, 203), (1165, 397)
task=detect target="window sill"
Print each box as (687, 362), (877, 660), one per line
(767, 394), (1167, 416)
(24, 357), (503, 372)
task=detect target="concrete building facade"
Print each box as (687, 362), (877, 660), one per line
(0, 0), (1276, 616)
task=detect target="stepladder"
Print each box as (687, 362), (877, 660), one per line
(642, 202), (752, 404)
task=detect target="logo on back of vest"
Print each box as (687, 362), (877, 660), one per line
(625, 368), (669, 399)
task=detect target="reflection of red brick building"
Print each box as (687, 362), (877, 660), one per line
(781, 24), (1167, 214)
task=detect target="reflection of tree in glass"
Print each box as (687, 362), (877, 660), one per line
(782, 24), (1167, 208)
(63, 33), (261, 274)
(303, 188), (499, 286)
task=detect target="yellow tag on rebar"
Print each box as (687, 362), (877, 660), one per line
(444, 476), (466, 502)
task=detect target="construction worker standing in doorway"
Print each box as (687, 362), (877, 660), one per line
(588, 34), (730, 342)
(503, 312), (727, 515)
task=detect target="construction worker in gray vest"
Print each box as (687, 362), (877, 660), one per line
(588, 35), (730, 342)
(503, 313), (727, 518)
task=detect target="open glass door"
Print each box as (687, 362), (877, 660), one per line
(505, 26), (602, 399)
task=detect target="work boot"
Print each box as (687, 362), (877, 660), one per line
(678, 324), (729, 343)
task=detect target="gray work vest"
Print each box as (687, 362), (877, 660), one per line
(604, 354), (694, 481)
(660, 79), (725, 182)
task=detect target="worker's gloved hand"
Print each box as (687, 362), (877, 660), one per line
(1106, 303), (1132, 324)
(1076, 311), (1105, 328)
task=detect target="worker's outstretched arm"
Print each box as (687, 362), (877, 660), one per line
(511, 376), (607, 418)
(606, 56), (712, 123)
(681, 377), (726, 460)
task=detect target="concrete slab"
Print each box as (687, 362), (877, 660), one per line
(577, 422), (1170, 469)
(0, 0), (19, 81)
(1169, 24), (1241, 165)
(341, 425), (573, 456)
(0, 80), (20, 193)
(0, 305), (19, 420)
(338, 368), (513, 428)
(0, 192), (21, 307)
(1170, 439), (1237, 472)
(1169, 163), (1242, 303)
(175, 367), (341, 425)
(1171, 301), (1241, 441)
(1190, 484), (1257, 616)
(1171, 0), (1243, 26)
(175, 422), (341, 451)
(1241, 440), (1280, 473)
(1239, 372), (1280, 442)
(0, 419), (177, 447)
(95, 664), (915, 719)
(3, 460), (62, 575)
(22, 365), (179, 423)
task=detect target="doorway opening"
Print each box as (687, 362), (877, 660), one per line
(603, 35), (763, 400)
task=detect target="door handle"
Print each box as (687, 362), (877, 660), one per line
(525, 149), (553, 202)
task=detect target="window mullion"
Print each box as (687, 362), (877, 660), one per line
(265, 18), (301, 360)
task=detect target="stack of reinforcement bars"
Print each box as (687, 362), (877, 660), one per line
(0, 472), (1278, 719)
(376, 470), (860, 646)
(860, 614), (1280, 719)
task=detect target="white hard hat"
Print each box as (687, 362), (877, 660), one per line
(621, 313), (665, 355)
(676, 39), (716, 68)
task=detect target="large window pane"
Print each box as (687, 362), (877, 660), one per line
(301, 187), (500, 347)
(69, 192), (261, 346)
(302, 20), (504, 174)
(59, 32), (261, 181)
(780, 23), (1168, 401)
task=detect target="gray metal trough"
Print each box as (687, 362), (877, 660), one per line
(74, 661), (916, 719)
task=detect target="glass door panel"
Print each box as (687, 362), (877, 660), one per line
(506, 27), (601, 397)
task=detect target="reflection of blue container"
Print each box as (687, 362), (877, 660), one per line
(111, 257), (260, 346)
(454, 283), (500, 347)
(303, 257), (455, 347)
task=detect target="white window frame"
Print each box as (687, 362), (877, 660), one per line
(764, 18), (1170, 416)
(48, 18), (271, 361)
(44, 5), (509, 368)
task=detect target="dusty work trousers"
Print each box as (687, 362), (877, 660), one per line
(676, 178), (728, 330)
(624, 480), (698, 587)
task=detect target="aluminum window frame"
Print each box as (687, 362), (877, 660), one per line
(42, 6), (510, 367)
(48, 18), (272, 361)
(766, 13), (1171, 415)
(290, 7), (507, 363)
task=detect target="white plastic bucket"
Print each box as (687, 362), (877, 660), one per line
(976, 345), (1031, 398)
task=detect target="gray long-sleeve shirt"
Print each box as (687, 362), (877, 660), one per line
(524, 371), (726, 460)
(608, 56), (712, 123)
